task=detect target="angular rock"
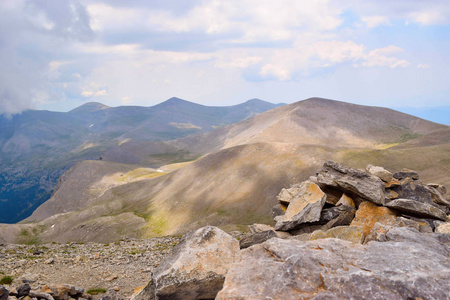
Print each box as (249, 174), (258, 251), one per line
(151, 226), (239, 300)
(366, 164), (393, 182)
(424, 185), (450, 207)
(365, 216), (434, 243)
(384, 189), (398, 200)
(270, 204), (286, 219)
(17, 283), (31, 298)
(317, 161), (385, 205)
(386, 199), (448, 221)
(322, 206), (355, 230)
(293, 226), (364, 244)
(393, 168), (419, 180)
(248, 224), (291, 239)
(130, 283), (155, 300)
(384, 178), (400, 188)
(216, 228), (450, 300)
(239, 230), (277, 249)
(276, 184), (302, 206)
(390, 178), (433, 204)
(436, 222), (450, 234)
(29, 292), (55, 300)
(350, 201), (396, 237)
(427, 183), (447, 195)
(274, 181), (326, 231)
(0, 286), (9, 300)
(335, 193), (355, 208)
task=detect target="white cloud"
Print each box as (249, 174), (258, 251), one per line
(361, 15), (391, 28)
(417, 64), (430, 69)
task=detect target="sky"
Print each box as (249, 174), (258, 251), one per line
(0, 0), (449, 122)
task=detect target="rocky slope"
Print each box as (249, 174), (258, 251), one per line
(1, 98), (449, 244)
(0, 98), (281, 223)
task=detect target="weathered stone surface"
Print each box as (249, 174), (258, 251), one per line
(385, 178), (400, 188)
(249, 224), (291, 239)
(436, 222), (450, 234)
(216, 228), (450, 300)
(293, 226), (364, 244)
(322, 207), (355, 230)
(384, 189), (398, 200)
(424, 185), (450, 207)
(365, 216), (434, 243)
(270, 204), (286, 219)
(390, 177), (435, 206)
(274, 181), (326, 231)
(130, 283), (154, 300)
(427, 183), (447, 195)
(29, 291), (55, 300)
(393, 168), (419, 180)
(317, 161), (385, 205)
(41, 284), (72, 300)
(336, 193), (355, 208)
(366, 164), (393, 182)
(17, 283), (31, 298)
(276, 184), (302, 206)
(350, 201), (396, 237)
(248, 223), (273, 234)
(386, 199), (448, 221)
(0, 286), (9, 300)
(151, 226), (239, 300)
(239, 230), (277, 249)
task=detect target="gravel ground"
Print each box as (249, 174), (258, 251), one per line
(0, 236), (181, 299)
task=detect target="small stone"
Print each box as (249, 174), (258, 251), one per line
(113, 287), (120, 292)
(336, 194), (355, 208)
(17, 283), (31, 298)
(276, 184), (302, 206)
(44, 258), (54, 264)
(239, 230), (278, 249)
(385, 189), (399, 200)
(393, 168), (419, 180)
(270, 204), (286, 219)
(0, 286), (9, 300)
(366, 164), (393, 182)
(105, 275), (118, 282)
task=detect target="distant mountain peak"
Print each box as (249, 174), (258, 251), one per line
(70, 102), (109, 113)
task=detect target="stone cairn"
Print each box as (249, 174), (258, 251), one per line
(128, 161), (449, 300)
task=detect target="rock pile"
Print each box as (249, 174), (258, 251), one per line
(133, 161), (450, 299)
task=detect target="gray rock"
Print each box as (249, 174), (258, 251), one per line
(0, 286), (9, 300)
(276, 184), (302, 206)
(393, 168), (419, 180)
(248, 224), (291, 239)
(270, 204), (286, 219)
(386, 199), (448, 221)
(17, 283), (31, 298)
(366, 164), (393, 182)
(427, 183), (447, 195)
(424, 185), (450, 207)
(436, 222), (450, 234)
(317, 161), (385, 205)
(216, 228), (450, 300)
(28, 292), (55, 300)
(274, 181), (326, 231)
(151, 226), (240, 300)
(239, 230), (277, 249)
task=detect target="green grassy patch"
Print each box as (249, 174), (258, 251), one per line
(87, 288), (107, 295)
(0, 276), (13, 285)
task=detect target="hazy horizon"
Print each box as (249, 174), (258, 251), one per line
(1, 0), (449, 119)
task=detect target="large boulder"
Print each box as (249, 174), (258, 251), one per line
(274, 181), (326, 231)
(150, 226), (240, 300)
(317, 161), (385, 205)
(386, 199), (448, 221)
(216, 228), (450, 299)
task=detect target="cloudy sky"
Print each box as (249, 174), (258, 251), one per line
(1, 0), (449, 119)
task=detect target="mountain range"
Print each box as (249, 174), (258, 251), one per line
(1, 97), (449, 244)
(0, 97), (283, 223)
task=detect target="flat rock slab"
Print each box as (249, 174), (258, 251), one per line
(239, 230), (278, 249)
(292, 226), (364, 244)
(151, 226), (240, 300)
(217, 228), (450, 300)
(275, 181), (326, 231)
(317, 161), (385, 205)
(386, 199), (448, 221)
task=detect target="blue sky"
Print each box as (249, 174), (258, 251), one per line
(0, 0), (449, 124)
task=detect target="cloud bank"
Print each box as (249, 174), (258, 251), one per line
(1, 0), (449, 114)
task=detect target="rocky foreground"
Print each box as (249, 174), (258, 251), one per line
(2, 161), (450, 300)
